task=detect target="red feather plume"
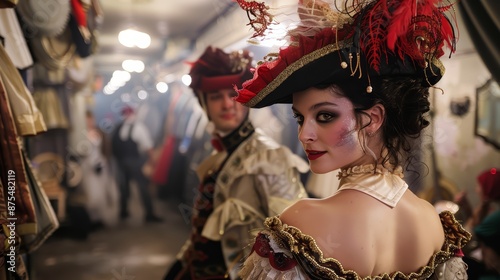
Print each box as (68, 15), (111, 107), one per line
(360, 0), (393, 72)
(386, 0), (416, 52)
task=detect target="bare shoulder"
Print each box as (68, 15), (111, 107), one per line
(417, 195), (445, 237)
(280, 191), (368, 231)
(397, 192), (446, 252)
(279, 198), (323, 227)
(410, 193), (444, 229)
(279, 193), (376, 275)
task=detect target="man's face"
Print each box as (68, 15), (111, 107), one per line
(205, 88), (249, 133)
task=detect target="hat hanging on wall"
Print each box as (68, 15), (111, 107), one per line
(29, 25), (76, 71)
(449, 96), (470, 117)
(16, 0), (71, 37)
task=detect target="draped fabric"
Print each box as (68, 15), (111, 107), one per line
(0, 8), (33, 70)
(458, 0), (500, 83)
(0, 30), (55, 278)
(0, 75), (34, 280)
(0, 75), (37, 235)
(0, 45), (46, 136)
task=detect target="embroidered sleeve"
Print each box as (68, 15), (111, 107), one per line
(426, 213), (471, 280)
(428, 257), (468, 280)
(239, 232), (309, 280)
(250, 146), (308, 216)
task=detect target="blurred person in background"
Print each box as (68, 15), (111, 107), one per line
(455, 168), (500, 232)
(80, 110), (119, 228)
(454, 168), (500, 279)
(468, 210), (500, 279)
(163, 46), (308, 280)
(111, 105), (162, 223)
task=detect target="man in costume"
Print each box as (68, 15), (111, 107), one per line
(163, 46), (308, 280)
(111, 106), (162, 223)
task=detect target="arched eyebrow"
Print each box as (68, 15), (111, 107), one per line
(292, 102), (339, 113)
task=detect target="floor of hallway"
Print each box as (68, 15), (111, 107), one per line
(29, 197), (191, 280)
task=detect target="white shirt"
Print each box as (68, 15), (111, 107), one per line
(119, 118), (154, 153)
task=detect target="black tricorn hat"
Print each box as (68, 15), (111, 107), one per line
(234, 0), (456, 108)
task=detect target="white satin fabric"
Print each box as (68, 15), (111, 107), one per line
(337, 164), (407, 208)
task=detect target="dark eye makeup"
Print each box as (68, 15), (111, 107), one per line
(317, 111), (337, 123)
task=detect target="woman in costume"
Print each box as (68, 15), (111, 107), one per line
(233, 0), (471, 278)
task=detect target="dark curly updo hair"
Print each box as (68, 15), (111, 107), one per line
(321, 76), (430, 169)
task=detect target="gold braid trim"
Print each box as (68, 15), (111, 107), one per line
(244, 41), (348, 108)
(244, 36), (443, 108)
(263, 210), (471, 280)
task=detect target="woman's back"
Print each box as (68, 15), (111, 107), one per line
(280, 188), (445, 277)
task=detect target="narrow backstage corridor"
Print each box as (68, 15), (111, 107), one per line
(30, 191), (190, 280)
(2, 0), (500, 279)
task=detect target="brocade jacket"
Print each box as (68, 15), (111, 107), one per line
(178, 120), (309, 279)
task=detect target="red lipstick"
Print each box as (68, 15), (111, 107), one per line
(305, 150), (326, 160)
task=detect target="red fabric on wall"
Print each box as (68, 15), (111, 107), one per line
(151, 136), (176, 185)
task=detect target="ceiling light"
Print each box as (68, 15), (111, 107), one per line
(112, 70), (131, 82)
(136, 33), (151, 49)
(107, 83), (120, 90)
(122, 60), (145, 73)
(137, 90), (148, 100)
(121, 93), (131, 102)
(118, 29), (151, 49)
(181, 74), (192, 86)
(103, 86), (115, 95)
(156, 82), (168, 93)
(118, 30), (135, 48)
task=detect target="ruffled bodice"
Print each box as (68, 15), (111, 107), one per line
(239, 164), (472, 279)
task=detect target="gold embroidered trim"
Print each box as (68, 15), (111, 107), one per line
(337, 164), (404, 180)
(263, 211), (471, 280)
(243, 39), (444, 108)
(244, 42), (346, 108)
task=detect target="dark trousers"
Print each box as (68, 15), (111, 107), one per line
(163, 260), (184, 280)
(117, 158), (154, 218)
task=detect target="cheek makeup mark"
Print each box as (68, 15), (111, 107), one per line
(333, 117), (357, 147)
(335, 127), (357, 147)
